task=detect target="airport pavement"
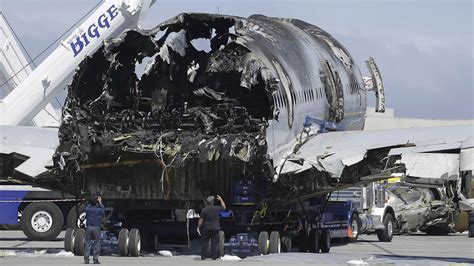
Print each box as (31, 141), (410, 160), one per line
(0, 230), (473, 265)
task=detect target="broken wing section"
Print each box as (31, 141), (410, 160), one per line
(279, 125), (473, 182)
(0, 126), (58, 178)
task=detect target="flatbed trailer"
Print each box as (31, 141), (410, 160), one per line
(63, 180), (364, 257)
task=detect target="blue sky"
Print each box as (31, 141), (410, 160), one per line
(1, 0), (472, 119)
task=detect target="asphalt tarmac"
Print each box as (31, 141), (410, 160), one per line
(0, 230), (473, 265)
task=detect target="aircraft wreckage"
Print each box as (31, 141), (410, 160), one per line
(52, 13), (472, 216)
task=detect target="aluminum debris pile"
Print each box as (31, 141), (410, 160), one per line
(388, 186), (457, 235)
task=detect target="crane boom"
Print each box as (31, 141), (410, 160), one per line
(0, 0), (154, 126)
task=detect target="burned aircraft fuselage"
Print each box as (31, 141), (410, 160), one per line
(55, 13), (367, 203)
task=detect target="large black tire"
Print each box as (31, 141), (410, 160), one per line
(377, 213), (394, 242)
(141, 232), (159, 252)
(128, 228), (141, 257)
(348, 212), (360, 242)
(281, 236), (292, 252)
(308, 228), (320, 253)
(218, 230), (225, 257)
(269, 231), (281, 254)
(21, 202), (63, 241)
(67, 204), (86, 229)
(64, 228), (75, 252)
(319, 229), (331, 253)
(118, 228), (129, 256)
(258, 231), (269, 255)
(73, 228), (85, 256)
(298, 228), (309, 252)
(469, 215), (474, 238)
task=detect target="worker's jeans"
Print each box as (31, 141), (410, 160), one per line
(84, 226), (101, 262)
(201, 229), (219, 260)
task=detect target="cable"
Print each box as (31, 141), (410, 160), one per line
(0, 1), (103, 89)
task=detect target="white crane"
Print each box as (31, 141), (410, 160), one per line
(0, 0), (154, 177)
(0, 0), (154, 126)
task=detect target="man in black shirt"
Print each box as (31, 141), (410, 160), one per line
(197, 195), (226, 260)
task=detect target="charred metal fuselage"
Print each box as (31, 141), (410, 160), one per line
(55, 13), (367, 204)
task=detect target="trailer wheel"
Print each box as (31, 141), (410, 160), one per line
(141, 232), (159, 252)
(218, 230), (225, 257)
(67, 204), (86, 229)
(469, 213), (474, 238)
(319, 229), (331, 253)
(128, 228), (141, 257)
(73, 228), (85, 256)
(298, 228), (309, 252)
(118, 228), (129, 256)
(308, 228), (320, 253)
(376, 213), (394, 242)
(258, 231), (269, 255)
(269, 231), (281, 254)
(281, 236), (292, 252)
(348, 212), (360, 242)
(64, 228), (76, 252)
(21, 202), (63, 241)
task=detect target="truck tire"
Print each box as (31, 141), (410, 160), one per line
(308, 228), (320, 253)
(73, 228), (85, 256)
(218, 230), (225, 257)
(258, 231), (269, 255)
(281, 236), (292, 252)
(21, 202), (63, 241)
(376, 213), (394, 242)
(319, 229), (331, 253)
(64, 228), (75, 252)
(67, 204), (86, 229)
(269, 231), (281, 254)
(298, 228), (309, 252)
(469, 212), (474, 238)
(349, 212), (360, 242)
(141, 232), (159, 252)
(118, 228), (129, 256)
(128, 228), (141, 257)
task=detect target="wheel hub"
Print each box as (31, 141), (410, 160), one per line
(387, 219), (393, 236)
(31, 211), (53, 232)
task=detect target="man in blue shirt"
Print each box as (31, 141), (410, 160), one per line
(84, 195), (105, 264)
